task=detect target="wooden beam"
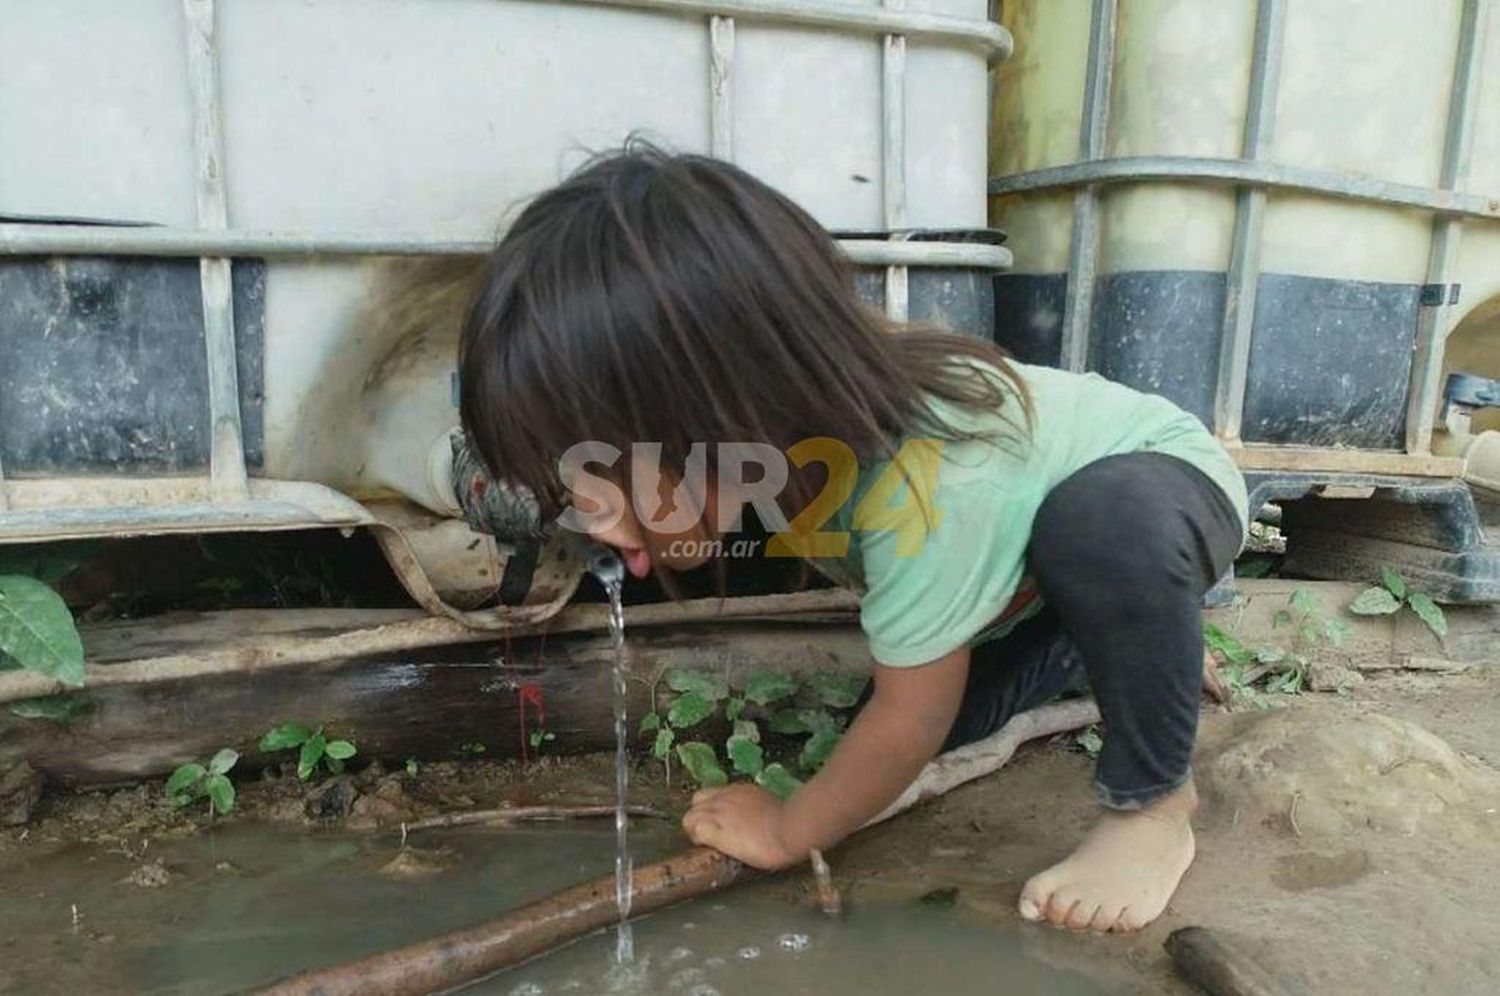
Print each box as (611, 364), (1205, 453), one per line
(1227, 444), (1463, 478)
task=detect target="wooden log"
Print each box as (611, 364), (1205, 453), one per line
(0, 590), (860, 705)
(256, 699), (1097, 996)
(262, 848), (747, 996)
(1164, 927), (1296, 996)
(0, 622), (869, 788)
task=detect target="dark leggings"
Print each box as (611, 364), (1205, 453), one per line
(942, 452), (1243, 810)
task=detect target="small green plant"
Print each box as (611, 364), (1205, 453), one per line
(1348, 567), (1448, 638)
(404, 757), (420, 778)
(527, 729), (557, 753)
(639, 667), (866, 797)
(1204, 587), (1350, 704)
(459, 741), (487, 756)
(166, 748), (239, 815)
(259, 723), (357, 779)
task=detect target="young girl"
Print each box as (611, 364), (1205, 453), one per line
(458, 144), (1249, 933)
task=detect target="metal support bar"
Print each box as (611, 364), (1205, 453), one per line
(568, 0), (1010, 58)
(1214, 0), (1286, 442)
(0, 478), (373, 543)
(0, 224), (1010, 269)
(989, 154), (1500, 222)
(1406, 0), (1491, 455)
(0, 452), (8, 512)
(709, 16), (735, 159)
(882, 0), (909, 320)
(1059, 0), (1116, 372)
(184, 0), (249, 502)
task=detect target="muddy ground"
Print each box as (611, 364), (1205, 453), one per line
(4, 663), (1500, 994)
(837, 665), (1500, 995)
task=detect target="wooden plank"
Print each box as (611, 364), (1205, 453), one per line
(0, 622), (871, 788)
(1228, 444), (1463, 478)
(0, 590), (861, 704)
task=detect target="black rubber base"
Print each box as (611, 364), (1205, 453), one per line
(994, 269), (1423, 449)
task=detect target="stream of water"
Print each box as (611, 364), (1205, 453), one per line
(596, 558), (635, 966)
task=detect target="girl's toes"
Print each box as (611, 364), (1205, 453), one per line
(1018, 868), (1061, 922)
(1089, 903), (1127, 932)
(1063, 898), (1101, 931)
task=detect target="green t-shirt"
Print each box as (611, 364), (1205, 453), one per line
(809, 363), (1250, 667)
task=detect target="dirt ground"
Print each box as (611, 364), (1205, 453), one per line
(5, 664), (1500, 994)
(834, 665), (1500, 995)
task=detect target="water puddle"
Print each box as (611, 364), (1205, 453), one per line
(484, 887), (1114, 996)
(0, 823), (1119, 995)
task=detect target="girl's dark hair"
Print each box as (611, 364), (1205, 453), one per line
(459, 140), (1030, 525)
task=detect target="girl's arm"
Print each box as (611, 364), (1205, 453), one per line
(682, 646), (969, 868)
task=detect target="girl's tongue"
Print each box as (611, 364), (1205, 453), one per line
(622, 547), (652, 579)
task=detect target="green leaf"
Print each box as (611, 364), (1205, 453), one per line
(1324, 615), (1352, 648)
(1381, 567), (1407, 601)
(1203, 623), (1254, 667)
(1074, 727), (1103, 758)
(798, 708), (842, 737)
(1266, 667), (1304, 695)
(754, 763), (804, 800)
(208, 748), (239, 776)
(166, 763), (206, 798)
(639, 712), (661, 735)
(732, 719), (760, 743)
(675, 742), (728, 787)
(667, 690), (716, 729)
(1254, 645), (1286, 665)
(1272, 609), (1292, 629)
(652, 727), (676, 759)
(0, 575), (85, 686)
(665, 668), (729, 702)
(260, 723), (313, 752)
(1349, 586), (1402, 615)
(8, 692), (89, 721)
(799, 729), (841, 774)
(1290, 589), (1319, 619)
(723, 696), (745, 723)
(768, 709), (810, 735)
(205, 773), (235, 814)
(298, 733), (326, 780)
(742, 671), (797, 707)
(807, 672), (867, 709)
(1407, 592), (1448, 638)
(324, 740), (357, 761)
(726, 734), (765, 777)
(325, 757), (345, 774)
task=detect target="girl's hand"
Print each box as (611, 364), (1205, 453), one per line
(681, 784), (802, 870)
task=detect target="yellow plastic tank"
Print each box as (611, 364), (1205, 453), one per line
(989, 0), (1500, 475)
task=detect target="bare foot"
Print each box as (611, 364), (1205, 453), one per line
(1018, 781), (1197, 932)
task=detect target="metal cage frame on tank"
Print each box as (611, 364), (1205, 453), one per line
(987, 0), (1500, 603)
